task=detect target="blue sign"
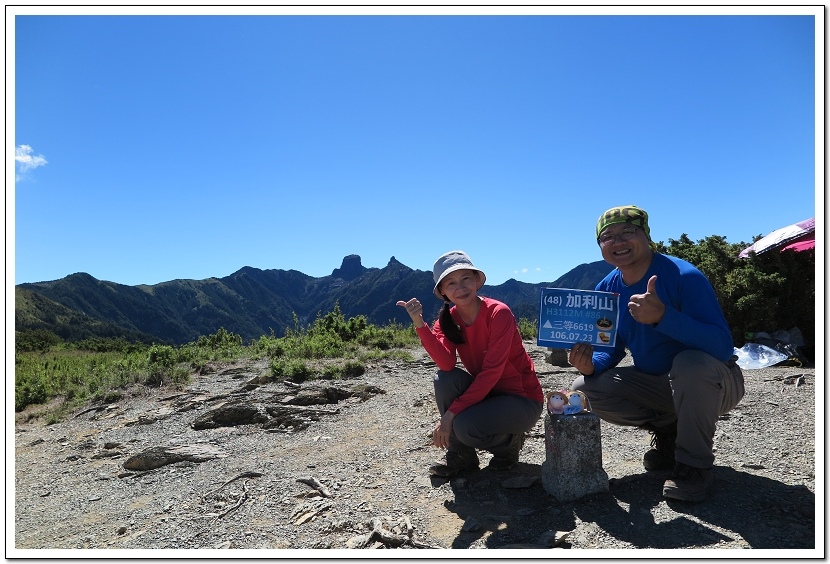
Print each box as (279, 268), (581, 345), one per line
(536, 288), (620, 350)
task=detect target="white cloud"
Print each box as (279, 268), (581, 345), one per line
(15, 144), (48, 181)
(513, 267), (542, 278)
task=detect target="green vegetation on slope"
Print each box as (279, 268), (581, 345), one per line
(14, 305), (423, 420)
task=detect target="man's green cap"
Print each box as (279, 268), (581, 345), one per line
(596, 205), (652, 241)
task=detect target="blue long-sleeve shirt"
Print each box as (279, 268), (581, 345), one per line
(592, 253), (735, 375)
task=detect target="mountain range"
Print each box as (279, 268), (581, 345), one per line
(15, 255), (614, 345)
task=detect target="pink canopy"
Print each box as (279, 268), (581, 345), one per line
(781, 238), (816, 253)
(739, 218), (815, 258)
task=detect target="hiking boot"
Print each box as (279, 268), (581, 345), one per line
(662, 462), (714, 502)
(642, 422), (677, 471)
(486, 433), (525, 471)
(428, 449), (479, 478)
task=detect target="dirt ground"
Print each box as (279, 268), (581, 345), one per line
(11, 342), (821, 556)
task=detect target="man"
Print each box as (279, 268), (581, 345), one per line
(569, 205), (744, 502)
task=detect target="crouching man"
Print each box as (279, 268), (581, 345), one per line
(569, 205), (745, 502)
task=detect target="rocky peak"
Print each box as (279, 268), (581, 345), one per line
(331, 255), (367, 281)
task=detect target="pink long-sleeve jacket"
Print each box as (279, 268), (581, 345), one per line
(416, 297), (544, 415)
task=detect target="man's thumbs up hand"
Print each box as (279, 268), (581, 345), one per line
(628, 275), (665, 325)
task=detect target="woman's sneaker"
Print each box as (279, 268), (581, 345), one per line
(486, 433), (525, 471)
(662, 462), (713, 502)
(428, 449), (479, 478)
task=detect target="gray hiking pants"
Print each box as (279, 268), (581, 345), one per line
(434, 368), (543, 457)
(571, 349), (745, 468)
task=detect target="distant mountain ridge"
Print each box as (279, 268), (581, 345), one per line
(16, 255), (613, 345)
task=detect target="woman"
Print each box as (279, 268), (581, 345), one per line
(396, 250), (544, 477)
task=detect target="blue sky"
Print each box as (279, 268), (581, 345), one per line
(10, 7), (822, 288)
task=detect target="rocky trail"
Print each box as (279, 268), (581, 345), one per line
(12, 343), (819, 556)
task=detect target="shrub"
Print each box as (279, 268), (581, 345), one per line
(271, 358), (313, 382)
(148, 344), (176, 368)
(16, 329), (62, 353)
(15, 371), (48, 412)
(195, 328), (244, 360)
(251, 334), (286, 359)
(146, 344), (190, 387)
(517, 318), (537, 340)
(357, 322), (419, 350)
(323, 360), (366, 379)
(658, 235), (815, 347)
(308, 304), (363, 341)
(196, 327), (243, 349)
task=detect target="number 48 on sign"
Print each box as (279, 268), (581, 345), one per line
(536, 288), (620, 350)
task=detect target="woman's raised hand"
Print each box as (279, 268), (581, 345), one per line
(396, 298), (425, 328)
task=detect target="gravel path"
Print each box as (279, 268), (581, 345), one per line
(12, 343), (819, 556)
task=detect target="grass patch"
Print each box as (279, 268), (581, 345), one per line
(15, 308), (423, 421)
